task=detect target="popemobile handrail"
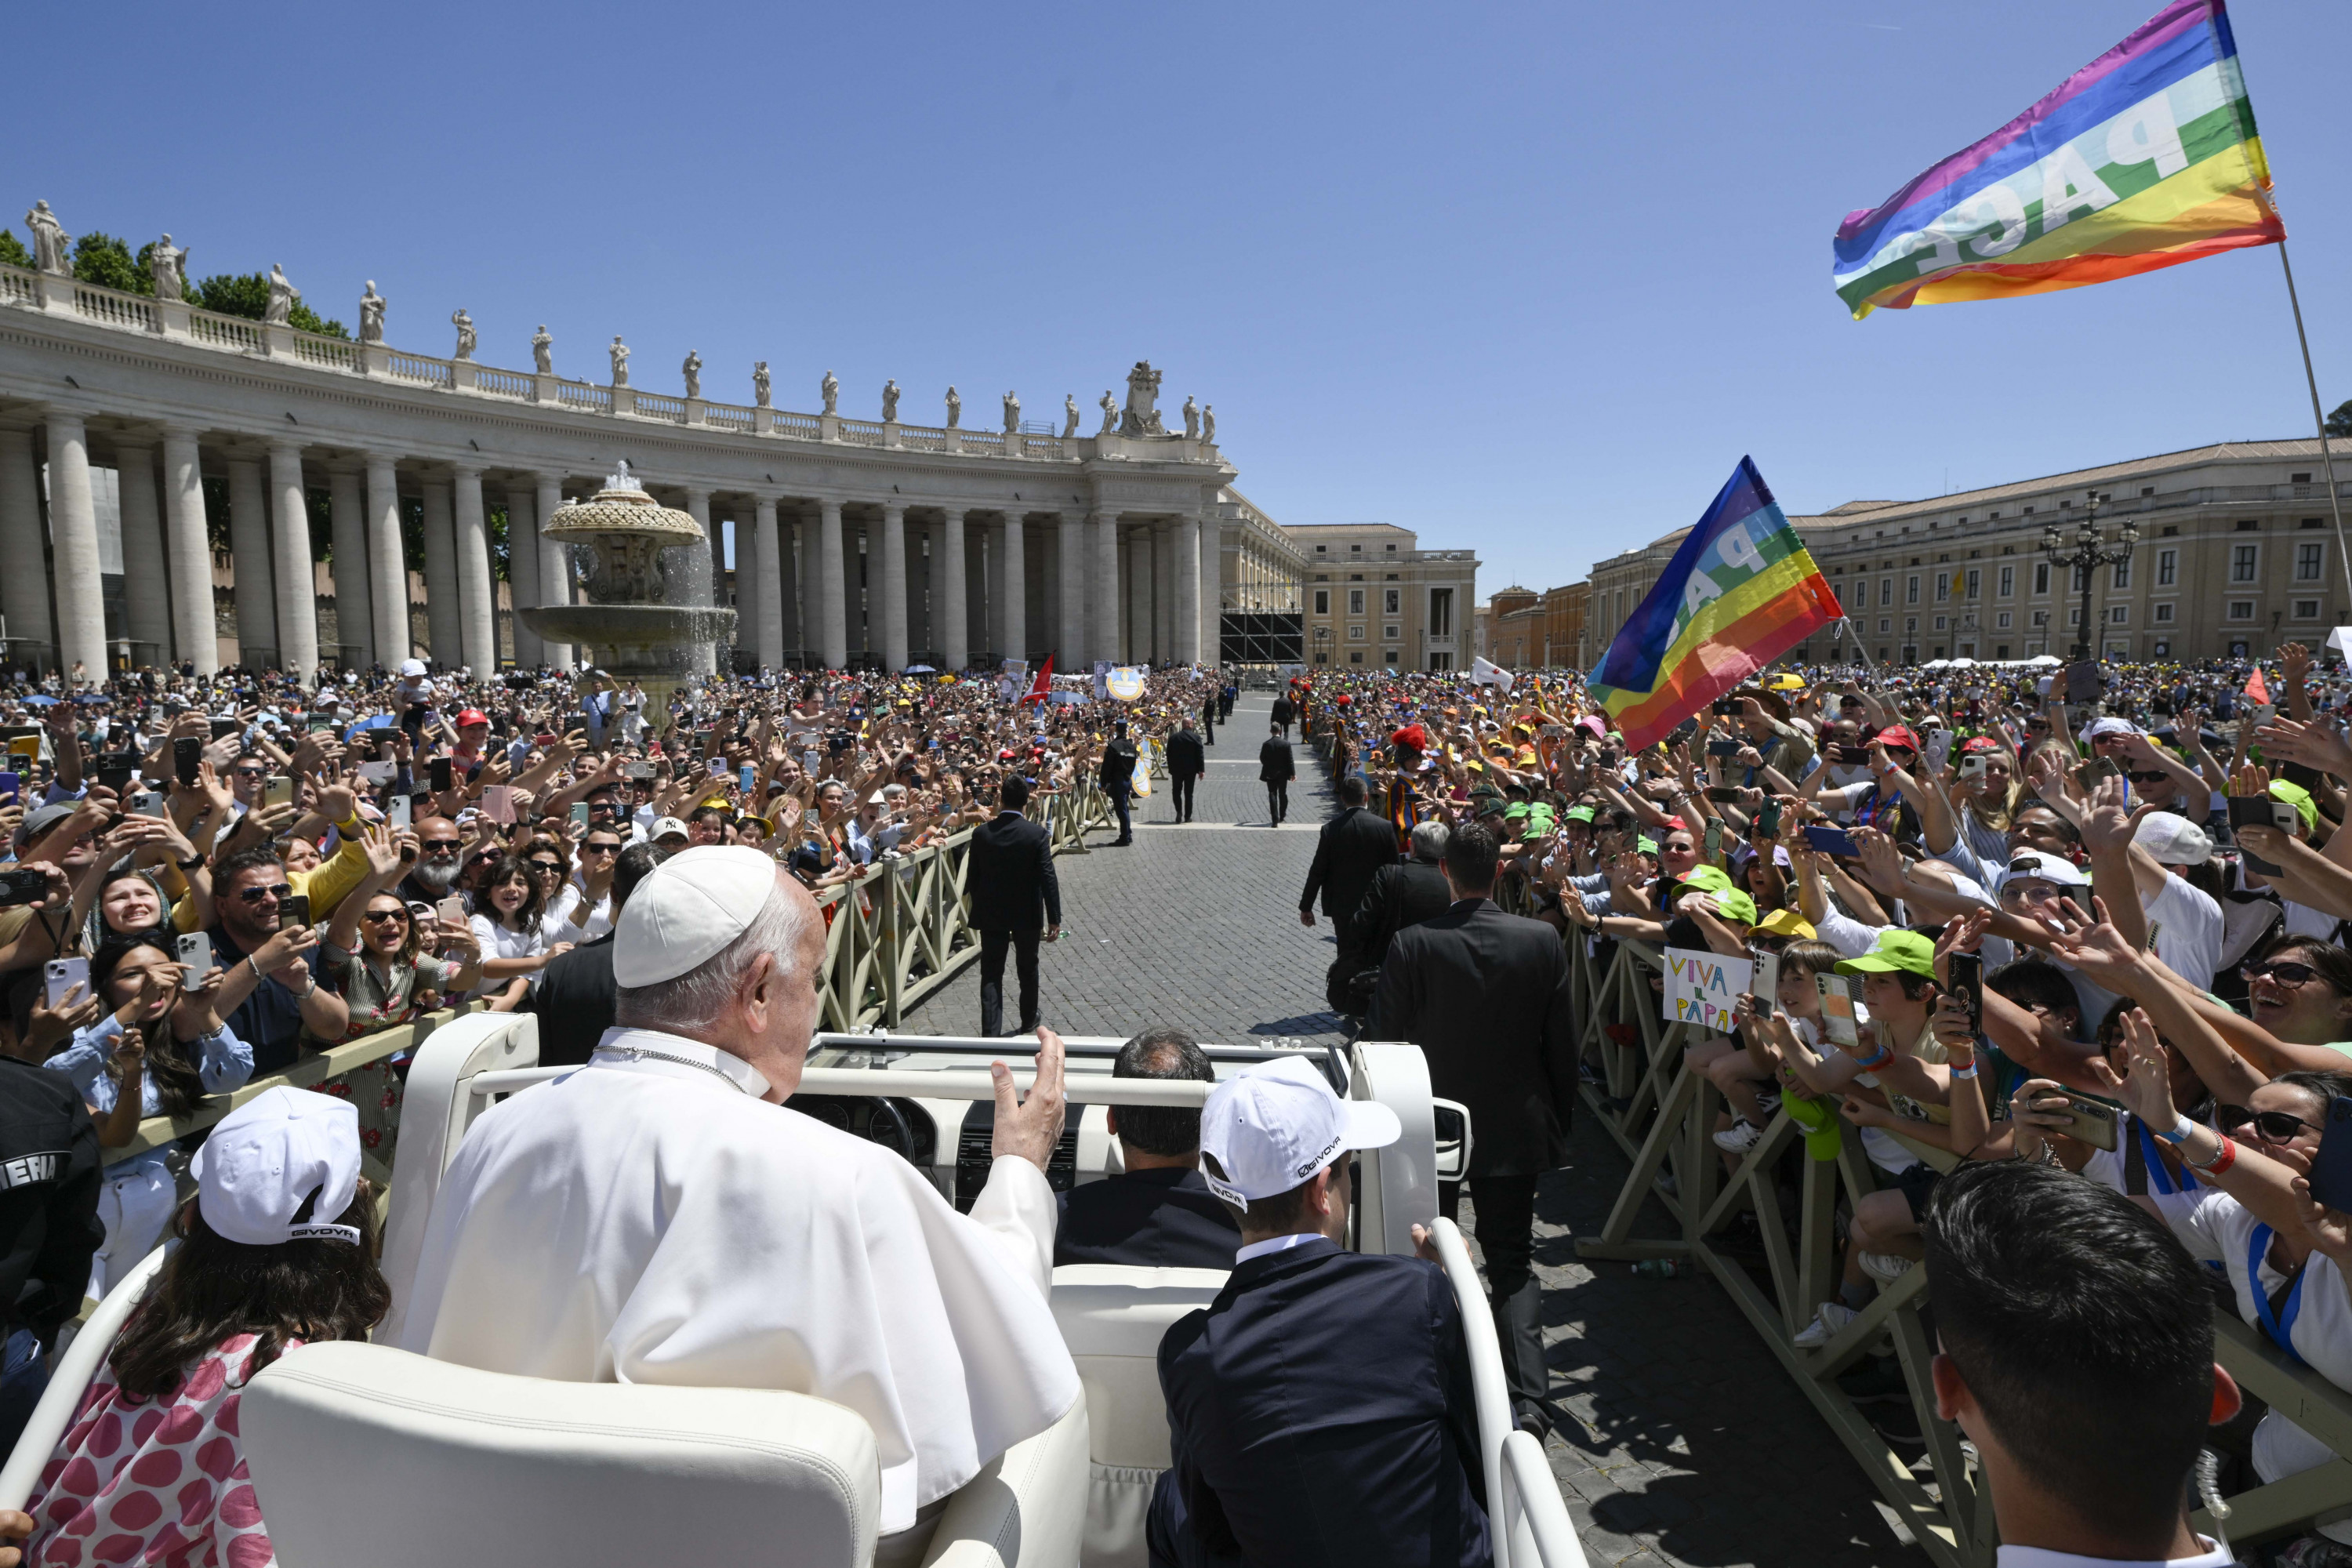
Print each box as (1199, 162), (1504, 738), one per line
(1564, 933), (2352, 1564)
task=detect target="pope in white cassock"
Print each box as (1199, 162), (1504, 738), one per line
(391, 845), (1081, 1543)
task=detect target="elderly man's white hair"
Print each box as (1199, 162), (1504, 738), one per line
(613, 874), (813, 1033)
(1410, 820), (1450, 862)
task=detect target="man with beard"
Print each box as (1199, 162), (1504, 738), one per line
(394, 814), (467, 909)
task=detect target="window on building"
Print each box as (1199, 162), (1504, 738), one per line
(2031, 610), (2049, 626)
(1348, 625), (1365, 641)
(1933, 615), (1947, 630)
(1965, 568), (1980, 599)
(2231, 546), (2258, 583)
(1907, 575), (1921, 604)
(1998, 565), (2014, 597)
(2157, 550), (2176, 586)
(1313, 652), (1329, 664)
(1383, 588), (1400, 615)
(2298, 542), (2325, 581)
(2071, 563), (2089, 593)
(2109, 605), (2128, 623)
(2152, 640), (2169, 655)
(1385, 650), (1399, 665)
(1312, 589), (1329, 615)
(2236, 520), (2259, 532)
(1348, 589), (1365, 615)
(1385, 543), (1396, 552)
(1879, 578), (1893, 607)
(1877, 618), (1891, 633)
(1996, 644), (2010, 659)
(1349, 544), (1362, 553)
(1315, 545), (1327, 553)
(1383, 626), (1399, 641)
(1349, 651), (1363, 664)
(2112, 558), (2130, 590)
(2034, 562), (2050, 594)
(1934, 573), (1950, 602)
(2296, 600), (2322, 619)
(2229, 601), (2256, 619)
(1995, 611), (2012, 629)
(2154, 603), (2174, 622)
(1429, 588), (1453, 636)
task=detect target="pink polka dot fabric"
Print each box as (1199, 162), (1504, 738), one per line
(27, 1334), (297, 1568)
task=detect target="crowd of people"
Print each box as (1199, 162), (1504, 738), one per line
(7, 637), (2352, 1564)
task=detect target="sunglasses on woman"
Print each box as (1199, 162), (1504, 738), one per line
(2241, 959), (2321, 987)
(2215, 1105), (2325, 1144)
(361, 907), (409, 924)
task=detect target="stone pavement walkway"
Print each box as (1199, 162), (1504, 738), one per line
(905, 693), (1911, 1566)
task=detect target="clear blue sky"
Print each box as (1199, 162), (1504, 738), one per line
(13, 0), (2344, 598)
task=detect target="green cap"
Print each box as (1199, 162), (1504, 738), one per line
(1675, 865), (1758, 925)
(1835, 928), (1937, 981)
(1503, 802), (1530, 823)
(1637, 837), (1659, 855)
(1563, 804), (1595, 824)
(1521, 804), (1556, 840)
(2271, 779), (2320, 833)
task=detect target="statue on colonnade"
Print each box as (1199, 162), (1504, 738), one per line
(358, 281), (387, 343)
(1062, 394), (1079, 438)
(753, 361), (771, 407)
(945, 387), (961, 427)
(149, 235), (187, 301)
(821, 369), (839, 415)
(1118, 361), (1166, 437)
(532, 325), (553, 374)
(451, 308), (476, 361)
(882, 379), (899, 422)
(1203, 404), (1215, 444)
(1002, 390), (1020, 437)
(1182, 394), (1200, 439)
(610, 336), (630, 387)
(682, 350), (702, 399)
(24, 202), (68, 275)
(263, 264), (300, 325)
(1098, 390), (1116, 435)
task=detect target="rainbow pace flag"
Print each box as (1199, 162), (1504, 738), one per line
(1587, 459), (1841, 752)
(1833, 0), (2281, 320)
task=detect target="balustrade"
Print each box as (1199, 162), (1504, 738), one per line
(555, 379), (612, 412)
(0, 265), (37, 310)
(473, 365), (532, 398)
(289, 331), (358, 372)
(387, 350), (451, 387)
(837, 418), (884, 447)
(896, 424), (948, 452)
(74, 285), (153, 332)
(775, 411), (821, 438)
(632, 390), (687, 423)
(186, 309), (263, 353)
(704, 404), (754, 433)
(958, 430), (1006, 455)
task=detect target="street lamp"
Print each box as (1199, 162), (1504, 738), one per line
(2042, 486), (2138, 662)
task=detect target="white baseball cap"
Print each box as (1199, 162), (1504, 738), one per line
(191, 1086), (363, 1247)
(399, 659), (428, 678)
(650, 815), (691, 842)
(2082, 717), (2142, 741)
(1999, 850), (2091, 891)
(613, 844), (780, 986)
(2133, 811), (2215, 867)
(1199, 1057), (1400, 1210)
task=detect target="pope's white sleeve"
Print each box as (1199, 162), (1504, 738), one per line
(966, 1156), (1057, 1297)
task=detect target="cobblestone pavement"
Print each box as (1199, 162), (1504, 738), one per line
(904, 695), (1911, 1566)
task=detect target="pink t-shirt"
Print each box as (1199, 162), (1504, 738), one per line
(26, 1331), (295, 1568)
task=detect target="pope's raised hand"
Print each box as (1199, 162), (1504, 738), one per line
(991, 1025), (1067, 1173)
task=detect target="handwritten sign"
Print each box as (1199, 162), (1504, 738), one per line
(1663, 946), (1752, 1033)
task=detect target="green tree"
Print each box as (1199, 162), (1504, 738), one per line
(2328, 399), (2352, 440)
(187, 271), (347, 338)
(0, 229), (29, 270)
(71, 232), (147, 295)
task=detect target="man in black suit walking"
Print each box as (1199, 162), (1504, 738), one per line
(1299, 775), (1401, 1015)
(965, 774), (1062, 1036)
(1373, 822), (1575, 1437)
(1165, 720), (1206, 823)
(1258, 724), (1294, 826)
(1199, 690), (1217, 746)
(1098, 718), (1140, 846)
(1353, 819), (1456, 1024)
(1269, 692), (1295, 739)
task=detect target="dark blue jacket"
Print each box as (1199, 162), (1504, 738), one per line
(1155, 1237), (1490, 1568)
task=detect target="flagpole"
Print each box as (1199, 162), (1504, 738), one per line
(2276, 241), (2352, 605)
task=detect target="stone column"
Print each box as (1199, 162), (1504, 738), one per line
(1002, 512), (1025, 665)
(1174, 514), (1200, 666)
(941, 512), (968, 671)
(452, 465), (495, 674)
(267, 441), (319, 678)
(1092, 510), (1120, 670)
(684, 488), (717, 674)
(366, 457), (407, 669)
(0, 430), (54, 670)
(534, 474), (572, 668)
(506, 485), (541, 668)
(419, 479), (459, 666)
(753, 496), (784, 671)
(787, 506), (811, 659)
(47, 412), (107, 680)
(113, 442), (172, 669)
(1054, 512), (1085, 668)
(1152, 522), (1174, 664)
(325, 464), (370, 670)
(1199, 515), (1222, 670)
(227, 456), (277, 667)
(818, 498), (848, 670)
(160, 429), (214, 673)
(984, 519), (1006, 662)
(879, 503), (908, 673)
(1125, 529), (1149, 665)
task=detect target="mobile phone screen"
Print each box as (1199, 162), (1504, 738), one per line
(1803, 824), (1859, 858)
(1751, 951), (1780, 1019)
(1948, 951), (1983, 1028)
(1817, 975), (1859, 1048)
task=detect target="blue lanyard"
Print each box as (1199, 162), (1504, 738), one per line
(2249, 1225), (2310, 1365)
(2136, 1116), (2198, 1198)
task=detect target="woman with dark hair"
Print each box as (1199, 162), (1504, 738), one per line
(466, 853), (568, 1011)
(20, 1088), (389, 1568)
(310, 824), (484, 1045)
(45, 935), (251, 1296)
(2244, 935), (2352, 1050)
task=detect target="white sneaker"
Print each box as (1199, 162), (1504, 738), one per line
(1713, 1118), (1764, 1154)
(1859, 1250), (1916, 1284)
(1793, 1301), (1859, 1349)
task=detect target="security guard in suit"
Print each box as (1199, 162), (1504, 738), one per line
(1299, 775), (1403, 1016)
(1099, 720), (1142, 846)
(1165, 722), (1207, 824)
(1373, 822), (1576, 1437)
(964, 774), (1062, 1036)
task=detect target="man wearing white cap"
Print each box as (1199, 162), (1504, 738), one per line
(393, 846), (1080, 1553)
(1151, 1058), (1491, 1568)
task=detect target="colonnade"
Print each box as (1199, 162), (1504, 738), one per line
(0, 405), (1222, 677)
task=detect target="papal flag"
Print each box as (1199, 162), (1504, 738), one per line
(1833, 0), (2281, 320)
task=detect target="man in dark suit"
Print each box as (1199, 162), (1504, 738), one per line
(531, 841), (666, 1066)
(1354, 820), (1456, 1023)
(966, 774), (1062, 1036)
(1269, 693), (1295, 739)
(1218, 681), (1235, 724)
(1098, 718), (1140, 846)
(1199, 691), (1216, 747)
(1150, 1058), (1489, 1568)
(1299, 775), (1402, 1016)
(1054, 1027), (1239, 1269)
(1258, 724), (1294, 826)
(1165, 721), (1206, 824)
(1373, 822), (1575, 1437)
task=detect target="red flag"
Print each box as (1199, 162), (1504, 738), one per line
(1021, 652), (1055, 704)
(2246, 668), (2271, 705)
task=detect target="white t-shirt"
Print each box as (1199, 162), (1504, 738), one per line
(470, 913), (549, 990)
(2143, 872), (2223, 992)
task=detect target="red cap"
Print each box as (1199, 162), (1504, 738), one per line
(1874, 724), (1919, 753)
(454, 709), (490, 728)
(1337, 694), (1352, 706)
(1391, 724), (1428, 752)
(1959, 735), (2002, 753)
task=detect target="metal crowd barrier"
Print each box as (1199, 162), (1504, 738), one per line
(1566, 935), (2352, 1563)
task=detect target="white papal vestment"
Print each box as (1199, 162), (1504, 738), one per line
(392, 1029), (1080, 1532)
